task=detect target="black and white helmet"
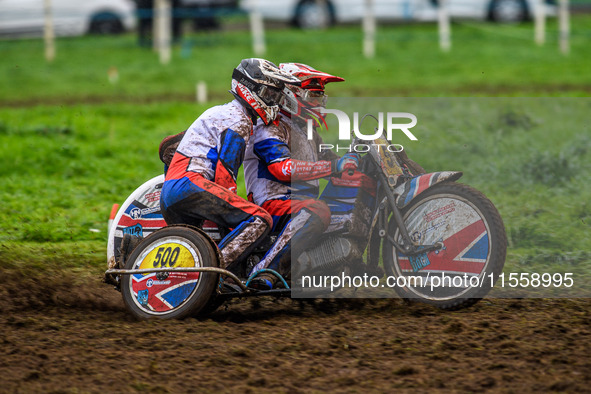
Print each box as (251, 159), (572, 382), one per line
(231, 58), (301, 125)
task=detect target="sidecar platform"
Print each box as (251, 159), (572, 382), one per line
(104, 266), (293, 298)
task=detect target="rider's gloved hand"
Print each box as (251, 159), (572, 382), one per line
(333, 153), (359, 173)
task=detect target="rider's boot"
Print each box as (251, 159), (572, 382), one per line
(249, 272), (277, 290)
(248, 208), (329, 290)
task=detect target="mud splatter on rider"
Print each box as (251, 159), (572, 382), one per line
(243, 63), (359, 289)
(159, 59), (300, 274)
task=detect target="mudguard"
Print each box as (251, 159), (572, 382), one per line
(107, 175), (224, 271)
(107, 175), (166, 270)
(392, 171), (463, 209)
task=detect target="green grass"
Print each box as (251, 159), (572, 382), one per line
(0, 17), (590, 291)
(0, 102), (201, 242)
(2, 15), (591, 104)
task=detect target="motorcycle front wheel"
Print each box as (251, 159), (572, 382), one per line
(120, 226), (219, 319)
(383, 182), (507, 309)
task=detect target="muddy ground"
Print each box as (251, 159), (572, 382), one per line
(0, 270), (589, 393)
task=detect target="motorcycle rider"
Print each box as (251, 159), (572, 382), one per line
(243, 63), (358, 289)
(160, 58), (301, 274)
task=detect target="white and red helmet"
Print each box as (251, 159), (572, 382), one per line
(278, 63), (345, 120)
(231, 58), (301, 125)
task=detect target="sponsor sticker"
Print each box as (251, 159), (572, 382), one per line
(145, 191), (161, 203)
(282, 160), (292, 176)
(123, 224), (143, 237)
(130, 208), (142, 220)
(424, 202), (456, 223)
(141, 206), (160, 216)
(137, 290), (149, 306)
(146, 278), (171, 288)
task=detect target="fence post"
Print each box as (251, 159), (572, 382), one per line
(558, 0), (570, 55)
(155, 0), (172, 64)
(249, 0), (266, 56)
(363, 0), (376, 58)
(438, 0), (451, 52)
(196, 81), (208, 103)
(153, 0), (159, 51)
(43, 0), (55, 62)
(534, 0), (546, 45)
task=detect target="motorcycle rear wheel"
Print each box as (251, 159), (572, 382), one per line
(121, 226), (219, 319)
(383, 182), (507, 309)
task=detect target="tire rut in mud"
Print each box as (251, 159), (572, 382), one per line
(1, 267), (589, 392)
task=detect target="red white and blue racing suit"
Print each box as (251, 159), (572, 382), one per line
(161, 100), (272, 271)
(243, 113), (340, 277)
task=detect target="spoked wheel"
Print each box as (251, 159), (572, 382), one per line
(384, 182), (507, 309)
(121, 226), (219, 319)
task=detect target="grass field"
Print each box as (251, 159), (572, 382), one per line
(2, 15), (591, 104)
(0, 16), (590, 294)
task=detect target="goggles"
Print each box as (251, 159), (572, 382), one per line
(299, 88), (327, 108)
(257, 84), (284, 106)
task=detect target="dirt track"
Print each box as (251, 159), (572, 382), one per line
(1, 271), (589, 393)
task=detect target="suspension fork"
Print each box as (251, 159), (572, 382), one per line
(377, 172), (444, 256)
(350, 126), (439, 256)
(376, 171), (416, 254)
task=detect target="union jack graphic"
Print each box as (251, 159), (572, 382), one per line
(131, 272), (201, 312)
(113, 200), (168, 261)
(117, 201), (167, 235)
(398, 218), (489, 276)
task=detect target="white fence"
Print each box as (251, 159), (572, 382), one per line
(0, 0), (573, 62)
(243, 0), (571, 58)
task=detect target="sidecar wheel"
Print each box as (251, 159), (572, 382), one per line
(383, 182), (507, 310)
(121, 226), (219, 320)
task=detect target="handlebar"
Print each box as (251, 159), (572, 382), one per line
(344, 114), (382, 176)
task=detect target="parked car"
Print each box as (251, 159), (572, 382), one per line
(134, 0), (239, 35)
(241, 0), (556, 29)
(0, 0), (136, 37)
(174, 0), (239, 30)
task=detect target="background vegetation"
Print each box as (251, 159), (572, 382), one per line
(0, 16), (589, 292)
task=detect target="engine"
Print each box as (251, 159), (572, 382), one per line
(297, 236), (362, 274)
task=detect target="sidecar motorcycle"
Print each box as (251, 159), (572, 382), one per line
(104, 132), (507, 320)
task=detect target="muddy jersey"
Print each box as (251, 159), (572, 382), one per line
(165, 100), (253, 193)
(244, 114), (338, 206)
